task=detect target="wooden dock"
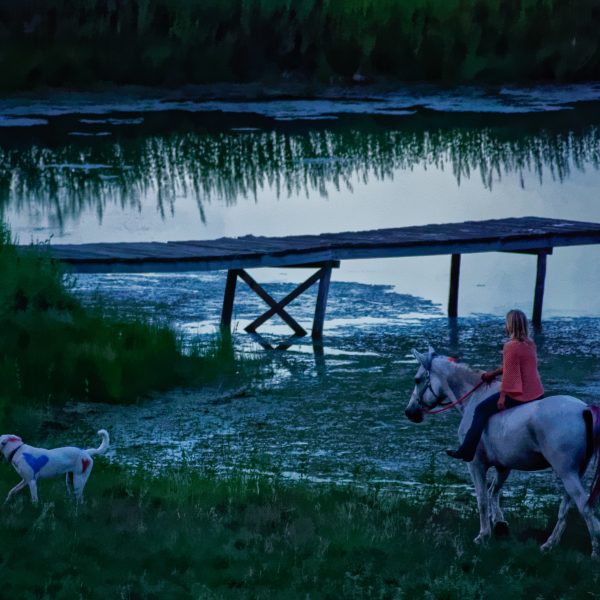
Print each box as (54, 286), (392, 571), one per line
(42, 217), (600, 338)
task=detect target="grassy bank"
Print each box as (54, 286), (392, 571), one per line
(1, 0), (600, 90)
(0, 223), (257, 410)
(0, 460), (596, 599)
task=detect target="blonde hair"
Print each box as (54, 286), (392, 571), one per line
(506, 309), (529, 341)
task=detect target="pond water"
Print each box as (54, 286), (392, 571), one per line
(3, 85), (600, 498)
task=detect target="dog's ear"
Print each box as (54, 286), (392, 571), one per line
(0, 435), (21, 448)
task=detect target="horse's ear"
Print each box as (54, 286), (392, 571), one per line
(428, 344), (437, 356)
(412, 349), (427, 366)
(412, 349), (432, 370)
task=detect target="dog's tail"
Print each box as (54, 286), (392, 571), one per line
(87, 429), (109, 456)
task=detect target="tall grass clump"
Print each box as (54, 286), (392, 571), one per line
(0, 222), (254, 409)
(0, 460), (598, 598)
(1, 0), (600, 90)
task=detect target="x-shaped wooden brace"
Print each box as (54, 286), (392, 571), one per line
(239, 269), (310, 335)
(220, 263), (335, 339)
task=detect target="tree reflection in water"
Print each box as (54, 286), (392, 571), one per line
(1, 110), (599, 232)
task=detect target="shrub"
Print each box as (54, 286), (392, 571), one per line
(0, 222), (255, 407)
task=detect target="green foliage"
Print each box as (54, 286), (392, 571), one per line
(0, 461), (598, 598)
(1, 0), (600, 89)
(0, 222), (254, 407)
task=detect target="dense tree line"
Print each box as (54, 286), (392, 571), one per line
(1, 0), (599, 89)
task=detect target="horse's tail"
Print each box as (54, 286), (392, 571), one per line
(585, 405), (600, 507)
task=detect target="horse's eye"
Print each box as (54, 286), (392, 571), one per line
(415, 377), (422, 385)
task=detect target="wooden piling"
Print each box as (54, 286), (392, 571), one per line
(312, 264), (333, 340)
(220, 269), (238, 331)
(532, 253), (547, 327)
(448, 253), (461, 318)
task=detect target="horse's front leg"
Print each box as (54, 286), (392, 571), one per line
(489, 467), (510, 536)
(468, 459), (491, 544)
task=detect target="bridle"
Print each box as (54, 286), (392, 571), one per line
(415, 370), (449, 410)
(415, 367), (484, 415)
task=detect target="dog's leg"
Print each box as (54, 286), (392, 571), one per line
(73, 474), (85, 503)
(5, 479), (27, 503)
(28, 479), (38, 503)
(73, 458), (94, 503)
(65, 472), (74, 496)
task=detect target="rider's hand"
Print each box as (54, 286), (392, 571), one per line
(481, 371), (497, 384)
(497, 396), (506, 411)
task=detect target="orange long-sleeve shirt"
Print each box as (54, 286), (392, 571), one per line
(500, 339), (544, 402)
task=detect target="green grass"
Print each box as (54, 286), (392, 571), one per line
(0, 222), (261, 410)
(1, 0), (600, 89)
(0, 459), (598, 599)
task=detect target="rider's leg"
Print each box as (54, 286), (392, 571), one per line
(451, 393), (501, 460)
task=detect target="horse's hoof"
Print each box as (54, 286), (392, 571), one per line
(540, 542), (553, 553)
(473, 534), (490, 545)
(493, 521), (509, 538)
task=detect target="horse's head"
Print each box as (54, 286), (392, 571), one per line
(405, 345), (451, 423)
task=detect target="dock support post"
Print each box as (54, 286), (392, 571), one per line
(448, 254), (461, 318)
(532, 253), (547, 327)
(312, 264), (333, 340)
(220, 269), (239, 331)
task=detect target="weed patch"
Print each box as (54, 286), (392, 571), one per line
(0, 223), (262, 410)
(0, 463), (598, 598)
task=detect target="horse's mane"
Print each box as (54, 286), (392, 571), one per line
(451, 360), (482, 376)
(435, 355), (483, 383)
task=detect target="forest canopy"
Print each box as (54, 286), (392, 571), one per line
(1, 0), (600, 90)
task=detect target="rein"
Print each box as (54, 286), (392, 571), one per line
(425, 381), (485, 414)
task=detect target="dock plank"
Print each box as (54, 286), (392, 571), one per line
(36, 217), (600, 273)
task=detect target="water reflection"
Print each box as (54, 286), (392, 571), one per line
(1, 109), (600, 231)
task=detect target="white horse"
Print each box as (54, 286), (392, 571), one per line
(404, 346), (600, 556)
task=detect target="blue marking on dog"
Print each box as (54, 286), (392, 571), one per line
(23, 453), (49, 474)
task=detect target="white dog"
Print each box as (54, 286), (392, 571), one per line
(0, 429), (109, 503)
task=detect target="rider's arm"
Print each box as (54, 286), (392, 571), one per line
(481, 366), (503, 383)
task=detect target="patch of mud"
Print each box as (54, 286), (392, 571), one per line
(65, 272), (600, 502)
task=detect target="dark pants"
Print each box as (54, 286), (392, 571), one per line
(457, 392), (540, 460)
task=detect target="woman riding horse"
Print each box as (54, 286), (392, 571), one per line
(406, 335), (600, 554)
(446, 309), (544, 462)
